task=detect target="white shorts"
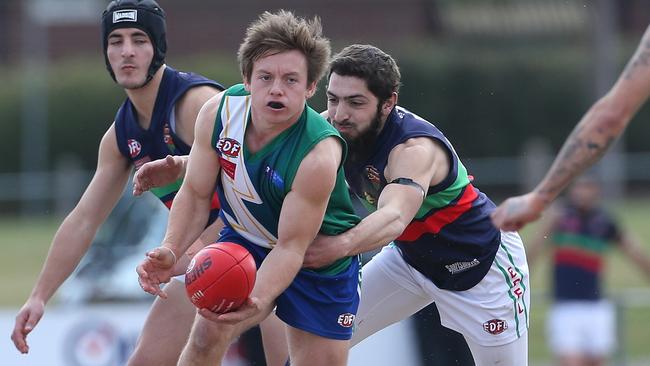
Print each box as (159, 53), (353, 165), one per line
(547, 300), (616, 357)
(172, 274), (185, 283)
(353, 231), (530, 362)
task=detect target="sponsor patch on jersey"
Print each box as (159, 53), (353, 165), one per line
(264, 165), (284, 190)
(127, 139), (142, 158)
(163, 124), (174, 146)
(337, 313), (355, 328)
(217, 138), (241, 158)
(483, 319), (508, 335)
(113, 9), (137, 23)
(219, 157), (236, 180)
(445, 258), (480, 274)
(365, 165), (381, 185)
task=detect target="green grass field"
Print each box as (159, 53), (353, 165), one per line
(0, 217), (60, 307)
(1, 198), (650, 363)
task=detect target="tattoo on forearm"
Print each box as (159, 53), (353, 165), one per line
(538, 126), (615, 198)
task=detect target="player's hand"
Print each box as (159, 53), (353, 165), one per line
(491, 192), (546, 231)
(133, 155), (183, 196)
(11, 298), (45, 354)
(303, 234), (346, 269)
(136, 246), (177, 299)
(199, 297), (271, 325)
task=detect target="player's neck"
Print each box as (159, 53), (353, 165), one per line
(246, 106), (303, 154)
(125, 65), (166, 130)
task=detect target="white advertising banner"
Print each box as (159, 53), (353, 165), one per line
(0, 304), (418, 366)
(0, 303), (248, 366)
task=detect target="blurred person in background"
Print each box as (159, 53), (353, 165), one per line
(9, 1), (231, 365)
(492, 25), (650, 231)
(137, 10), (361, 366)
(303, 44), (530, 365)
(527, 175), (650, 366)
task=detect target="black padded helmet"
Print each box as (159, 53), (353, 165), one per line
(101, 0), (167, 85)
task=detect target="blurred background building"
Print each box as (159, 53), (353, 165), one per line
(2, 1), (650, 365)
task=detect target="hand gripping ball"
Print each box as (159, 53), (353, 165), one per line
(185, 242), (256, 313)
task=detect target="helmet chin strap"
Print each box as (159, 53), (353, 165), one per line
(124, 62), (162, 89)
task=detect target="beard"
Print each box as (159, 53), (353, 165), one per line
(343, 108), (384, 166)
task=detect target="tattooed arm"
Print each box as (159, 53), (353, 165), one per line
(492, 25), (650, 231)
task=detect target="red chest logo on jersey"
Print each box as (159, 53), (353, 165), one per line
(217, 138), (241, 158)
(483, 319), (508, 335)
(127, 139), (142, 158)
(163, 124), (174, 145)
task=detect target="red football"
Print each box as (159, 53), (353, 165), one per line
(185, 242), (256, 313)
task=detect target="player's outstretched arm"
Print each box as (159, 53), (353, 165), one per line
(11, 124), (131, 353)
(133, 155), (186, 196)
(304, 137), (444, 268)
(618, 233), (650, 279)
(137, 93), (223, 298)
(492, 25), (650, 231)
(207, 137), (342, 325)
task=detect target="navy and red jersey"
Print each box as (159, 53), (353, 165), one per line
(550, 203), (621, 301)
(346, 106), (501, 291)
(114, 66), (224, 224)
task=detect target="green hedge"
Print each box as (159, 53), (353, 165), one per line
(397, 42), (594, 157)
(0, 55), (239, 174)
(0, 44), (644, 174)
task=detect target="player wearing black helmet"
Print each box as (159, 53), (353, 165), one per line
(11, 2), (227, 365)
(101, 0), (167, 86)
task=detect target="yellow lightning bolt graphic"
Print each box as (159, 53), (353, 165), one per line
(220, 95), (277, 248)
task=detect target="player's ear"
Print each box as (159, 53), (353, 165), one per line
(243, 74), (251, 92)
(381, 92), (398, 116)
(305, 81), (317, 99)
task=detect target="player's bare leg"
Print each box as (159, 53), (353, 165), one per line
(127, 279), (195, 366)
(286, 327), (349, 366)
(260, 312), (289, 366)
(178, 314), (238, 366)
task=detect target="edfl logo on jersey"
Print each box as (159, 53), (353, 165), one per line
(216, 138), (241, 158)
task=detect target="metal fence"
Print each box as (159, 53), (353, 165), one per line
(3, 150), (650, 216)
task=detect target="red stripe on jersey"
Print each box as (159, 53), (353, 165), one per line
(397, 184), (479, 242)
(220, 157), (236, 180)
(211, 192), (221, 210)
(554, 247), (603, 273)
